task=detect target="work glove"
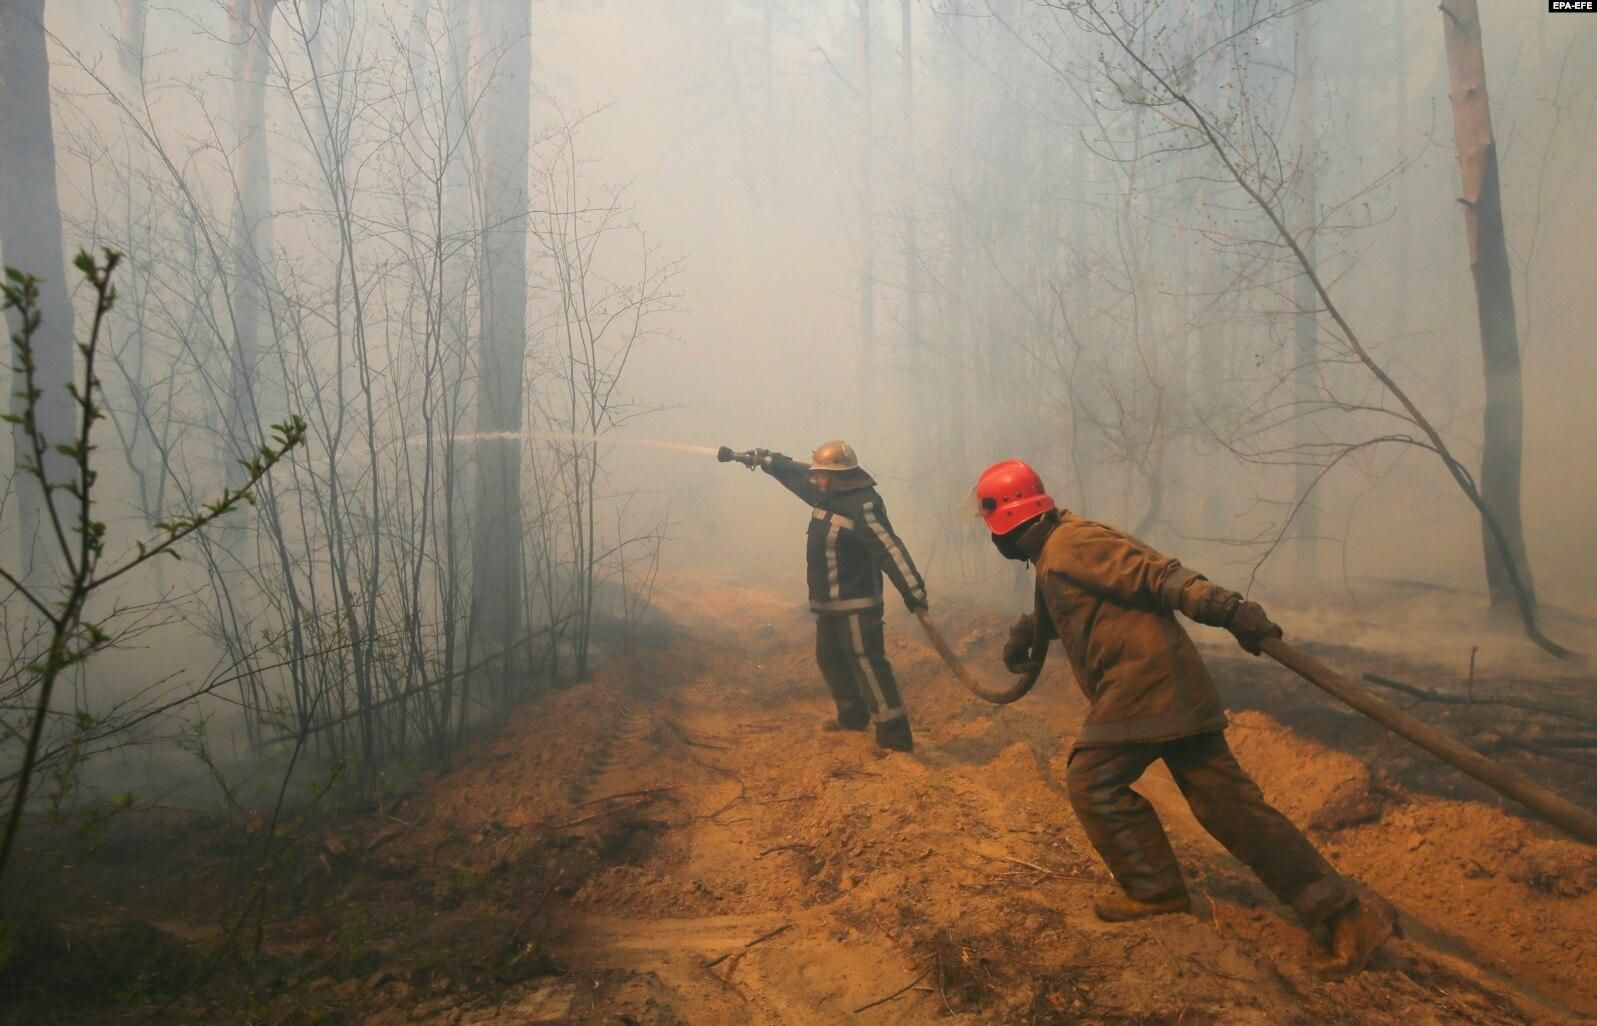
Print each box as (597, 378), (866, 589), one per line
(1003, 614), (1041, 674)
(904, 592), (929, 614)
(1227, 599), (1282, 656)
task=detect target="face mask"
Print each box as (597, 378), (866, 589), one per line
(991, 530), (1028, 562)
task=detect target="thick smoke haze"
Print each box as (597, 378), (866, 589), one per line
(6, 7), (1597, 1022)
(1, 0), (1594, 800)
(534, 1), (1597, 614)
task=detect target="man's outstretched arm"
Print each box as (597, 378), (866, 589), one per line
(1043, 519), (1280, 655)
(1160, 567), (1283, 656)
(758, 451), (824, 507)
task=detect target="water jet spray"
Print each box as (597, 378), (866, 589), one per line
(409, 429), (722, 459)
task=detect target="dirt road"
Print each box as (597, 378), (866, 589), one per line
(345, 574), (1595, 1025)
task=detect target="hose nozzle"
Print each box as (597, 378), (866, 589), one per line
(717, 446), (766, 470)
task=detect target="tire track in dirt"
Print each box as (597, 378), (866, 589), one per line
(565, 698), (655, 805)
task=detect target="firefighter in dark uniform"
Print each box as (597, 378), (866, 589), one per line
(973, 458), (1393, 974)
(722, 440), (926, 752)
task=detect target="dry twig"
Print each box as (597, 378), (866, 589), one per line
(758, 843), (813, 859)
(997, 854), (1100, 883)
(573, 785), (679, 808)
(854, 967), (933, 1014)
(1362, 673), (1597, 727)
(705, 922), (792, 968)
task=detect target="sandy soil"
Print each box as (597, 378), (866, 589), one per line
(9, 572), (1595, 1025)
(335, 573), (1595, 1025)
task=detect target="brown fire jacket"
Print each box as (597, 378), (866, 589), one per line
(1016, 510), (1230, 748)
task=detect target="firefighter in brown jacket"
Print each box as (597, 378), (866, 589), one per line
(973, 459), (1392, 974)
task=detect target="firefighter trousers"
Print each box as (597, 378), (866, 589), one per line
(1066, 730), (1354, 926)
(814, 609), (913, 749)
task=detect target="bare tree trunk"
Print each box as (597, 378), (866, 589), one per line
(857, 0), (875, 435)
(1393, 0), (1410, 343)
(114, 0), (163, 530)
(0, 0), (75, 579)
(469, 0), (530, 705)
(944, 0), (969, 534)
(1291, 1), (1320, 582)
(901, 0), (922, 497)
(1078, 0), (1568, 658)
(763, 0), (775, 177)
(118, 0), (148, 77)
(227, 0), (278, 470)
(1200, 258), (1228, 541)
(1440, 0), (1535, 615)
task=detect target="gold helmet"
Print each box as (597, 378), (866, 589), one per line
(810, 440), (859, 472)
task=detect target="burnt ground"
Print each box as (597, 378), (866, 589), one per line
(3, 572), (1595, 1025)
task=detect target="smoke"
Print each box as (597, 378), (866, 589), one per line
(1, 0), (1593, 814)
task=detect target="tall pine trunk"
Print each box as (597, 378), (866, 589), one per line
(227, 0), (277, 471)
(0, 0), (75, 579)
(469, 0), (530, 701)
(1291, 1), (1320, 581)
(901, 0), (923, 500)
(1440, 0), (1535, 614)
(856, 0), (876, 437)
(118, 0), (148, 76)
(1393, 0), (1411, 343)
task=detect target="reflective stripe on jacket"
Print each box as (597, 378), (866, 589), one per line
(763, 455), (927, 614)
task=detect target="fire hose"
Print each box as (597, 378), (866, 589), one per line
(919, 607), (1597, 845)
(714, 442), (1597, 843)
(914, 609), (1043, 704)
(1257, 636), (1597, 845)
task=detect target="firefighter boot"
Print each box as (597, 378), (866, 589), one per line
(1092, 891), (1193, 923)
(821, 717), (869, 733)
(873, 716), (914, 753)
(1315, 898), (1393, 976)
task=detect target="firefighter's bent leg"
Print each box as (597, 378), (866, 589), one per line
(843, 609), (913, 750)
(815, 616), (870, 729)
(1164, 731), (1355, 927)
(1066, 744), (1188, 903)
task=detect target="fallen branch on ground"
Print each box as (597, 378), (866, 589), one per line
(854, 967), (933, 1014)
(668, 721), (732, 750)
(705, 922), (792, 968)
(573, 785), (679, 808)
(1484, 737), (1597, 768)
(1361, 673), (1597, 727)
(554, 793), (670, 829)
(997, 855), (1100, 883)
(755, 793), (814, 805)
(757, 842), (813, 859)
(698, 777), (747, 821)
(1263, 638), (1597, 844)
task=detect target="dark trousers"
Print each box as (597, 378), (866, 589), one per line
(815, 610), (912, 748)
(1066, 731), (1354, 926)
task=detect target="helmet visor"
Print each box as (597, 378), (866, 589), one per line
(959, 486), (997, 524)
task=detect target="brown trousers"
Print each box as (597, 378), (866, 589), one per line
(1066, 731), (1353, 926)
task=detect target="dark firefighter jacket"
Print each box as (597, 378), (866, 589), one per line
(763, 454), (928, 616)
(1014, 509), (1231, 748)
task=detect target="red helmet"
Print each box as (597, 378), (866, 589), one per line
(973, 460), (1056, 534)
